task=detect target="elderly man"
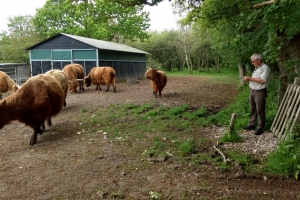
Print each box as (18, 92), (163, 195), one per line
(242, 53), (271, 135)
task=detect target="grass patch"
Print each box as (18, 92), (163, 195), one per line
(227, 150), (255, 166)
(76, 101), (268, 175)
(75, 71), (289, 177)
(166, 67), (239, 84)
(219, 129), (244, 143)
(179, 139), (195, 156)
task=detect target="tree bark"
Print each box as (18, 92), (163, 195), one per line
(253, 0), (276, 8)
(278, 74), (288, 105)
(238, 62), (246, 86)
(293, 77), (300, 86)
(229, 113), (237, 136)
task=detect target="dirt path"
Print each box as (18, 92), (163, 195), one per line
(0, 76), (299, 199)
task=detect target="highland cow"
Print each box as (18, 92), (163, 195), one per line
(0, 74), (65, 145)
(45, 69), (68, 107)
(62, 64), (85, 93)
(0, 71), (19, 100)
(84, 66), (116, 92)
(145, 67), (167, 98)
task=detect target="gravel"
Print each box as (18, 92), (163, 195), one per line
(205, 125), (280, 157)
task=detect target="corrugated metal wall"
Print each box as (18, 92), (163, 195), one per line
(30, 49), (146, 81)
(31, 60), (146, 82)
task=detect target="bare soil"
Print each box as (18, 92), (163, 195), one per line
(0, 76), (299, 200)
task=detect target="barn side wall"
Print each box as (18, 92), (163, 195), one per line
(28, 35), (147, 81)
(29, 49), (146, 81)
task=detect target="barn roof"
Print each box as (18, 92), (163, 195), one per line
(27, 33), (149, 54)
(0, 63), (27, 66)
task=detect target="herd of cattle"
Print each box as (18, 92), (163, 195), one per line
(0, 64), (167, 145)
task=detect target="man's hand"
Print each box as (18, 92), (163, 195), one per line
(243, 76), (251, 82)
(243, 76), (265, 84)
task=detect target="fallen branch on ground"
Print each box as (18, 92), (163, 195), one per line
(213, 145), (227, 163)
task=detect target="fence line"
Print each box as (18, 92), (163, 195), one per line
(271, 84), (300, 140)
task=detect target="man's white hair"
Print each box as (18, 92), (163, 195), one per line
(251, 54), (263, 60)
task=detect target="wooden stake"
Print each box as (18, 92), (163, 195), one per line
(229, 113), (237, 136)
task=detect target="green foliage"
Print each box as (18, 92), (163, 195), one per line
(81, 108), (88, 113)
(183, 107), (206, 119)
(166, 104), (189, 118)
(179, 139), (195, 156)
(191, 153), (211, 165)
(191, 0), (300, 81)
(109, 191), (125, 199)
(219, 130), (244, 143)
(167, 66), (239, 79)
(227, 150), (254, 166)
(33, 0), (150, 42)
(136, 30), (183, 71)
(265, 134), (300, 179)
(128, 27), (222, 73)
(0, 15), (44, 63)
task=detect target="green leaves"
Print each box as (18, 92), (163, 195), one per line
(33, 0), (150, 42)
(266, 136), (300, 179)
(0, 15), (44, 63)
(188, 0), (300, 76)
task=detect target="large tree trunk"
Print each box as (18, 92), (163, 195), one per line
(215, 56), (220, 73)
(238, 62), (246, 86)
(278, 33), (300, 104)
(278, 74), (288, 104)
(293, 77), (300, 86)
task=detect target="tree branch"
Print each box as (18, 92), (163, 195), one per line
(253, 0), (277, 8)
(113, 0), (160, 7)
(213, 145), (227, 163)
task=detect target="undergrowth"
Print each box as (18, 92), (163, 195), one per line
(265, 132), (300, 179)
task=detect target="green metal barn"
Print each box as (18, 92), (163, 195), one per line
(26, 33), (149, 81)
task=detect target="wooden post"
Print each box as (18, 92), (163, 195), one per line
(293, 77), (300, 86)
(229, 113), (237, 136)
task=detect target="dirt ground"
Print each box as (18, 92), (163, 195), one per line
(0, 76), (299, 200)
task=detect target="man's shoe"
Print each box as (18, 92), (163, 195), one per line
(254, 128), (263, 135)
(243, 125), (255, 130)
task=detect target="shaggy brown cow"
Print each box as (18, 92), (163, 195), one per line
(45, 69), (68, 107)
(0, 74), (65, 145)
(62, 64), (84, 93)
(84, 66), (116, 92)
(145, 67), (167, 98)
(0, 71), (19, 100)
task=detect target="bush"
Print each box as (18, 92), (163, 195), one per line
(265, 135), (300, 179)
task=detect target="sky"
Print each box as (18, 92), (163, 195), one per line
(0, 0), (177, 32)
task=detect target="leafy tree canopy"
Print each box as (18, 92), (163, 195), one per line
(185, 0), (300, 75)
(112, 0), (202, 7)
(0, 15), (44, 63)
(33, 0), (151, 42)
